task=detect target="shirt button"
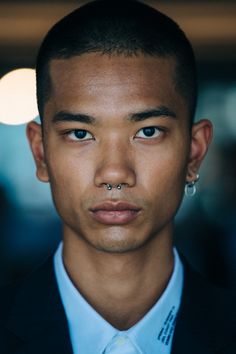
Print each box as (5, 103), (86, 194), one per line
(115, 336), (127, 346)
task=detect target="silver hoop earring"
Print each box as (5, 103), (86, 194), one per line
(185, 174), (199, 197)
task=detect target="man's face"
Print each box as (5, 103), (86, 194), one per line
(30, 54), (197, 253)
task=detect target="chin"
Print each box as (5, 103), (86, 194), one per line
(95, 243), (140, 254)
(88, 233), (147, 254)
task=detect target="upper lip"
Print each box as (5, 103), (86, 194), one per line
(89, 201), (141, 212)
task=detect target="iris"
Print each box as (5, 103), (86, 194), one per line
(74, 130), (87, 139)
(142, 127), (156, 137)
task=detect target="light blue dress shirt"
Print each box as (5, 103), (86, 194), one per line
(54, 243), (183, 354)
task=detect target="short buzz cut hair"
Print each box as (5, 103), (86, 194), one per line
(36, 0), (197, 123)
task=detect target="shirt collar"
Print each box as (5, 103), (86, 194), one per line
(126, 247), (183, 353)
(54, 243), (183, 354)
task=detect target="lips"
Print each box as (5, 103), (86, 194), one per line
(89, 201), (141, 225)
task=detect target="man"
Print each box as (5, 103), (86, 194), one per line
(1, 0), (236, 353)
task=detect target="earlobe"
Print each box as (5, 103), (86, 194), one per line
(186, 119), (213, 182)
(26, 122), (50, 183)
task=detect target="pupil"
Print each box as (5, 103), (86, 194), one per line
(143, 127), (155, 137)
(75, 130), (86, 139)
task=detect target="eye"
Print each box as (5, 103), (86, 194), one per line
(66, 129), (93, 141)
(135, 126), (164, 139)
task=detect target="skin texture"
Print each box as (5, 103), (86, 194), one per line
(27, 53), (212, 329)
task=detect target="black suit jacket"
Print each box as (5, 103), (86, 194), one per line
(1, 257), (236, 354)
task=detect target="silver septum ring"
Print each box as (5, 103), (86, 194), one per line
(106, 184), (123, 190)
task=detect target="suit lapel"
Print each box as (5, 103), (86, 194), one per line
(5, 258), (73, 354)
(171, 259), (236, 354)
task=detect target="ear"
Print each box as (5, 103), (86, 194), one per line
(26, 122), (49, 183)
(187, 119), (213, 182)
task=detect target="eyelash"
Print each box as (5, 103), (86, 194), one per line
(62, 126), (165, 142)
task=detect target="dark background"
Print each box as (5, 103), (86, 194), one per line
(0, 0), (236, 287)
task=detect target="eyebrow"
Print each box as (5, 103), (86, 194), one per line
(52, 111), (96, 125)
(128, 106), (177, 122)
(52, 105), (176, 125)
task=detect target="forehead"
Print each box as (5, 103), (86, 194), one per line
(46, 53), (186, 118)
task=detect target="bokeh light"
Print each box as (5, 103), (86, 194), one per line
(0, 68), (38, 125)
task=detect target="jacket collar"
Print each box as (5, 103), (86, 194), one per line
(6, 257), (73, 354)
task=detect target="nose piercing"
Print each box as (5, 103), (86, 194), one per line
(106, 184), (123, 190)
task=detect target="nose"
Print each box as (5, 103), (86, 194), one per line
(94, 143), (136, 189)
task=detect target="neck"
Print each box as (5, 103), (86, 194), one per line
(62, 227), (174, 330)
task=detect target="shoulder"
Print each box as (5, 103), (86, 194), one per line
(0, 272), (26, 323)
(0, 279), (25, 352)
(0, 257), (73, 354)
(172, 257), (236, 353)
(0, 256), (59, 318)
(182, 259), (236, 317)
(0, 257), (60, 352)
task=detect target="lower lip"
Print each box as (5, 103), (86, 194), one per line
(90, 210), (140, 224)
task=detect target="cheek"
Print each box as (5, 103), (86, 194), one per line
(139, 145), (188, 208)
(45, 152), (88, 210)
(46, 144), (93, 183)
(140, 143), (188, 183)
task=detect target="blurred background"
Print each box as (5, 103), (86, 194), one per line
(0, 0), (236, 287)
